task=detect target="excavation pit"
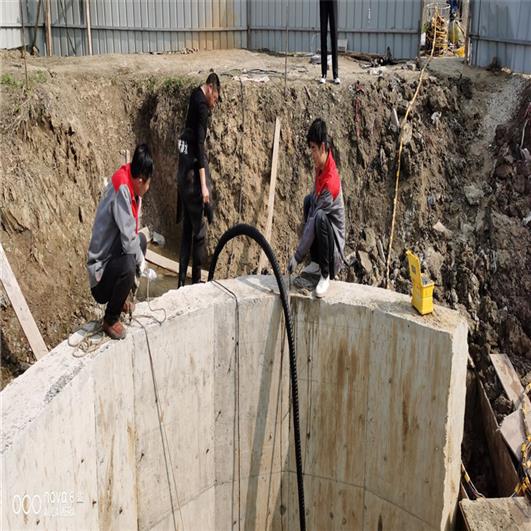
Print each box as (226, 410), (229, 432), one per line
(1, 277), (467, 530)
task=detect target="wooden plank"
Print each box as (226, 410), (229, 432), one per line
(490, 353), (531, 410)
(44, 0), (52, 56)
(145, 249), (208, 282)
(257, 117), (281, 274)
(491, 353), (531, 447)
(0, 244), (48, 360)
(477, 377), (519, 495)
(501, 409), (527, 460)
(490, 353), (523, 405)
(460, 498), (531, 531)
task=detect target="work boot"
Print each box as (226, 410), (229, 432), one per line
(102, 319), (126, 340)
(302, 261), (320, 275)
(315, 275), (330, 298)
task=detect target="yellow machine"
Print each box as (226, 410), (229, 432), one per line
(406, 250), (434, 315)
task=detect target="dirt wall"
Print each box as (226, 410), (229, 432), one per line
(1, 53), (529, 404)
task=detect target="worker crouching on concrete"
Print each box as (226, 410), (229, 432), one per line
(176, 72), (221, 287)
(87, 144), (153, 340)
(288, 118), (346, 297)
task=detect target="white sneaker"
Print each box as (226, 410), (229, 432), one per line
(302, 261), (320, 275)
(315, 275), (330, 298)
(333, 77), (341, 84)
(319, 77), (326, 84)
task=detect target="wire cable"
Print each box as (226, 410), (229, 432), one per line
(208, 223), (306, 531)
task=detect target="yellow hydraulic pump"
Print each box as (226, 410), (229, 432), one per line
(406, 250), (434, 315)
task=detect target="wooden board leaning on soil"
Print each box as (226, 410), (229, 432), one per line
(490, 353), (531, 458)
(477, 374), (520, 496)
(140, 227), (208, 282)
(258, 117), (281, 274)
(0, 243), (48, 360)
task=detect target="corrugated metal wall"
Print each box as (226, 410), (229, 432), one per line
(250, 0), (422, 59)
(2, 0), (422, 60)
(469, 0), (531, 74)
(1, 0), (248, 56)
(0, 0), (37, 50)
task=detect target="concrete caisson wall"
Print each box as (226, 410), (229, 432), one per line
(1, 277), (467, 530)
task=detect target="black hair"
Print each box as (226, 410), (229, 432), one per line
(307, 118), (329, 149)
(206, 72), (220, 90)
(131, 143), (153, 180)
(206, 72), (221, 100)
(306, 118), (341, 168)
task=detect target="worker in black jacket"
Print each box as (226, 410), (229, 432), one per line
(176, 72), (221, 287)
(319, 0), (340, 84)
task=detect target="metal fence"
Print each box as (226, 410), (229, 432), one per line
(1, 0), (248, 56)
(1, 0), (422, 59)
(469, 0), (531, 73)
(250, 0), (422, 59)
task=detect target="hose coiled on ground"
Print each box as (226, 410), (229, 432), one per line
(208, 224), (306, 531)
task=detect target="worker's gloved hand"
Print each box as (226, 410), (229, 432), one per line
(287, 256), (298, 274)
(143, 268), (157, 281)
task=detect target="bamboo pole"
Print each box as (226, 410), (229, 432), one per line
(44, 0), (52, 56)
(85, 0), (93, 55)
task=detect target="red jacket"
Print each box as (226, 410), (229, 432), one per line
(112, 163), (139, 234)
(315, 151), (340, 200)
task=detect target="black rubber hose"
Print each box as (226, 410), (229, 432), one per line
(208, 223), (306, 531)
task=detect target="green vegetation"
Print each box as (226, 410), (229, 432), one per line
(160, 75), (188, 95)
(1, 70), (47, 90)
(0, 73), (23, 89)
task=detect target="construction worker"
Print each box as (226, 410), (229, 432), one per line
(87, 144), (153, 340)
(288, 118), (345, 297)
(319, 0), (340, 84)
(176, 72), (221, 287)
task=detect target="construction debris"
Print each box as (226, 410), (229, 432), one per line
(425, 14), (448, 56)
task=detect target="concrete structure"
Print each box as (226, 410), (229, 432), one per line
(1, 277), (468, 530)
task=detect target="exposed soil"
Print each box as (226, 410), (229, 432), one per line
(1, 49), (530, 491)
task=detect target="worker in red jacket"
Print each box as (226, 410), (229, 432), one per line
(87, 144), (153, 339)
(288, 119), (346, 297)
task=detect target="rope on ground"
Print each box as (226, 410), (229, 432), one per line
(68, 276), (166, 357)
(68, 321), (106, 357)
(384, 10), (440, 288)
(212, 280), (242, 530)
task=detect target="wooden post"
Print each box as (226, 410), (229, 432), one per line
(283, 1), (289, 98)
(464, 0), (472, 65)
(258, 117), (281, 274)
(18, 0), (29, 89)
(85, 0), (93, 56)
(0, 244), (48, 360)
(44, 0), (52, 56)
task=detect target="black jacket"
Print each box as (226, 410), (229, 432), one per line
(180, 86), (210, 170)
